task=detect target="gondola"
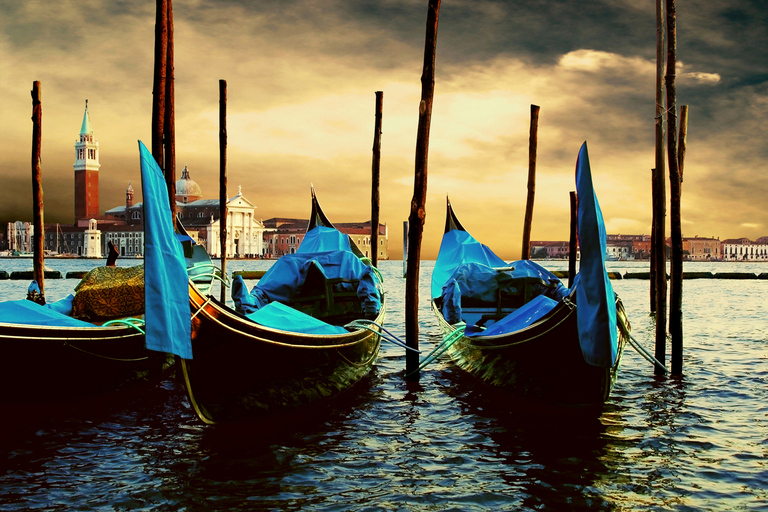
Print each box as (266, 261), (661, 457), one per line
(430, 142), (630, 407)
(0, 142), (188, 403)
(180, 188), (386, 424)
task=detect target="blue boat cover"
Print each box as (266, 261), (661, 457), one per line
(464, 294), (558, 337)
(575, 142), (617, 367)
(139, 141), (193, 359)
(244, 301), (348, 335)
(431, 229), (507, 300)
(439, 260), (567, 327)
(0, 299), (93, 327)
(296, 225), (353, 254)
(47, 294), (75, 316)
(232, 225), (382, 332)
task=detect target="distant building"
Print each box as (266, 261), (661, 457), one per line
(105, 168), (268, 258)
(680, 236), (721, 261)
(263, 218), (388, 259)
(529, 241), (570, 259)
(722, 237), (768, 261)
(7, 221), (33, 254)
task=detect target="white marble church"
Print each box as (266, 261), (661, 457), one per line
(104, 166), (267, 258)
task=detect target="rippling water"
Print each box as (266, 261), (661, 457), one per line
(0, 258), (766, 510)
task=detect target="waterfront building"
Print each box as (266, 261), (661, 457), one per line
(722, 237), (768, 261)
(104, 167), (268, 258)
(6, 221), (32, 254)
(529, 241), (570, 259)
(681, 236), (721, 261)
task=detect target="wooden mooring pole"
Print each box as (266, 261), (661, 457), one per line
(371, 91), (383, 267)
(31, 81), (45, 303)
(403, 221), (408, 278)
(653, 0), (668, 376)
(164, 0), (177, 230)
(219, 79), (228, 303)
(666, 0), (683, 376)
(405, 0), (441, 380)
(568, 191), (577, 288)
(521, 104), (540, 260)
(151, 0), (168, 167)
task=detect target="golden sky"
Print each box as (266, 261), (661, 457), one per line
(2, 0), (766, 259)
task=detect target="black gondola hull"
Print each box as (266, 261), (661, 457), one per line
(432, 297), (628, 407)
(0, 324), (164, 402)
(182, 283), (384, 423)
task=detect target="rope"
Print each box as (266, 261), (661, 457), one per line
(102, 317), (146, 335)
(191, 298), (373, 349)
(405, 326), (466, 377)
(344, 319), (420, 353)
(627, 333), (669, 374)
(64, 341), (148, 362)
(190, 296), (213, 321)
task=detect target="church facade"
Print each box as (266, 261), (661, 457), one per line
(104, 167), (268, 258)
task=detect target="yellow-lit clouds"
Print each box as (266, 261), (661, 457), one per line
(1, 0), (765, 259)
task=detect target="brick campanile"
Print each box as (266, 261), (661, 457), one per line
(74, 100), (100, 223)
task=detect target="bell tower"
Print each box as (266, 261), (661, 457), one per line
(74, 100), (100, 223)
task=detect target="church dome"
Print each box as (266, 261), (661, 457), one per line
(175, 165), (203, 203)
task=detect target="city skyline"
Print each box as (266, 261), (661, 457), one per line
(2, 1), (767, 260)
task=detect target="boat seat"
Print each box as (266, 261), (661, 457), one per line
(288, 262), (364, 324)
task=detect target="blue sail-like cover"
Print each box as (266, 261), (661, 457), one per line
(431, 229), (507, 300)
(575, 142), (617, 367)
(139, 141), (192, 359)
(232, 224), (381, 334)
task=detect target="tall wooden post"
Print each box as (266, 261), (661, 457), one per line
(403, 220), (408, 278)
(371, 91), (383, 267)
(151, 0), (168, 167)
(650, 168), (657, 312)
(653, 0), (668, 375)
(164, 0), (177, 229)
(568, 191), (577, 288)
(521, 104), (540, 260)
(31, 81), (45, 302)
(219, 79), (228, 303)
(405, 0), (441, 379)
(678, 106), (688, 181)
(666, 0), (683, 376)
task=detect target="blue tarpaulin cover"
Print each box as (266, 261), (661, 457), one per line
(431, 229), (507, 300)
(232, 224), (382, 334)
(439, 260), (567, 327)
(244, 301), (348, 335)
(464, 294), (558, 337)
(139, 141), (192, 359)
(0, 299), (94, 327)
(575, 142), (617, 367)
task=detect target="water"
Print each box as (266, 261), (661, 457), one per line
(0, 259), (766, 511)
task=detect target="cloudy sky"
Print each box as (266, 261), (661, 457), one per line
(1, 0), (766, 259)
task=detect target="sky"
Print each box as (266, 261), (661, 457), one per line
(1, 0), (767, 260)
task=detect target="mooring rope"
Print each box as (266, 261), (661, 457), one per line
(344, 319), (420, 353)
(102, 317), (146, 335)
(627, 333), (669, 374)
(405, 327), (465, 377)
